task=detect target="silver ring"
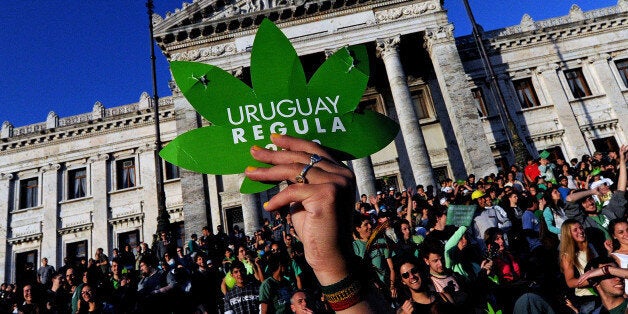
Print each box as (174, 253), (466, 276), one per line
(309, 154), (322, 166)
(295, 164), (313, 184)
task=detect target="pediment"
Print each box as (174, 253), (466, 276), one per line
(153, 0), (308, 35)
(153, 0), (410, 49)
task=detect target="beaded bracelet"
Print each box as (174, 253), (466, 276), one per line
(321, 274), (363, 311)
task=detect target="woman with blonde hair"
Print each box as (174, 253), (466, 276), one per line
(559, 218), (599, 313)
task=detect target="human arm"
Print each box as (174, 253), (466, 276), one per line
(561, 254), (588, 288)
(444, 226), (467, 269)
(245, 134), (373, 313)
(577, 265), (628, 286)
(543, 207), (561, 235)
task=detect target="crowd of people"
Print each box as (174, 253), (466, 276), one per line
(2, 134), (628, 314)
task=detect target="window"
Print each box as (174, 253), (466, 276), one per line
(472, 88), (488, 117)
(164, 161), (180, 180)
(19, 178), (38, 209)
(433, 166), (449, 185)
(356, 93), (385, 115)
(564, 68), (592, 98)
(66, 240), (87, 265)
(116, 158), (136, 189)
(513, 78), (541, 108)
(411, 88), (432, 119)
(68, 168), (87, 199)
(616, 59), (628, 88)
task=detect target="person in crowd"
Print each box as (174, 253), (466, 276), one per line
(396, 258), (454, 314)
(444, 225), (491, 284)
(136, 256), (165, 313)
(577, 256), (628, 313)
(17, 284), (41, 314)
(223, 261), (261, 314)
(45, 272), (68, 313)
(542, 186), (568, 236)
(422, 241), (466, 306)
(76, 284), (110, 314)
(559, 219), (600, 313)
(607, 219), (628, 295)
(472, 191), (512, 251)
(191, 254), (219, 314)
(259, 254), (293, 314)
(484, 227), (520, 284)
(393, 219), (424, 260)
(565, 145), (627, 255)
(352, 213), (396, 300)
(289, 290), (313, 314)
(37, 258), (55, 290)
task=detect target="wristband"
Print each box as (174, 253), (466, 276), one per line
(602, 265), (610, 276)
(321, 274), (363, 311)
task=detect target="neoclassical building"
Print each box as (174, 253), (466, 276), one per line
(0, 0), (626, 283)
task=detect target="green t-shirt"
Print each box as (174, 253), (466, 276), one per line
(609, 299), (628, 314)
(353, 238), (390, 283)
(258, 276), (292, 314)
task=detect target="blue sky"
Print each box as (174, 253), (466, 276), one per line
(0, 0), (617, 128)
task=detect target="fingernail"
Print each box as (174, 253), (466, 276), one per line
(263, 202), (269, 209)
(245, 166), (257, 172)
(251, 145), (262, 151)
(270, 133), (281, 140)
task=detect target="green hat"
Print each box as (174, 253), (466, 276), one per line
(539, 150), (550, 159)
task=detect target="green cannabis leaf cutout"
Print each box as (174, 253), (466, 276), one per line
(160, 19), (399, 194)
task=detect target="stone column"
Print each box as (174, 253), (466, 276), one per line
(377, 36), (435, 188)
(423, 25), (498, 177)
(589, 54), (628, 138)
(207, 175), (222, 234)
(352, 157), (377, 197)
(241, 191), (261, 237)
(138, 146), (160, 241)
(89, 154), (110, 253)
(0, 173), (13, 282)
(537, 63), (589, 158)
(41, 163), (60, 265)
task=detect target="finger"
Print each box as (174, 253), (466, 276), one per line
(261, 183), (339, 214)
(246, 163), (350, 186)
(250, 145), (350, 176)
(270, 133), (335, 161)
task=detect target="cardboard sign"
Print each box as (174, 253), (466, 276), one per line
(445, 205), (477, 227)
(160, 19), (399, 193)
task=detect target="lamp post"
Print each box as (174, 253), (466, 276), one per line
(147, 0), (170, 233)
(462, 0), (533, 166)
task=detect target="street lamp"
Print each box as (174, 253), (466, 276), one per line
(147, 0), (170, 233)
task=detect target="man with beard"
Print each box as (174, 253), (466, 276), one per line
(136, 256), (165, 313)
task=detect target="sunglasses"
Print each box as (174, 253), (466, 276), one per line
(401, 267), (420, 279)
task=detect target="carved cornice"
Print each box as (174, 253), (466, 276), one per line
(88, 153), (110, 163)
(375, 35), (401, 59)
(374, 0), (440, 22)
(57, 223), (93, 236)
(7, 233), (42, 245)
(0, 173), (13, 181)
(137, 143), (158, 154)
(108, 213), (144, 226)
(536, 63), (560, 74)
(41, 163), (61, 173)
(170, 42), (238, 61)
(588, 53), (612, 64)
(423, 24), (454, 54)
(580, 119), (619, 132)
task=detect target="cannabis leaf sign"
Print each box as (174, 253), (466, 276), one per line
(160, 19), (399, 194)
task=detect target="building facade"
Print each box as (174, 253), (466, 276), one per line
(0, 0), (626, 283)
